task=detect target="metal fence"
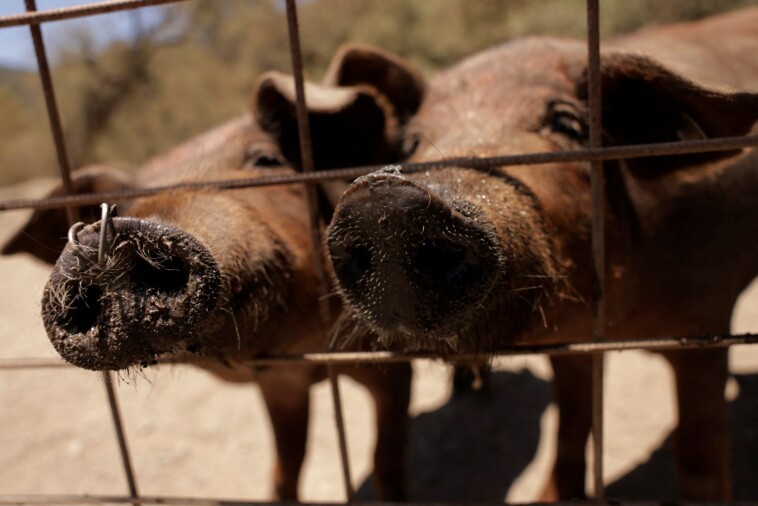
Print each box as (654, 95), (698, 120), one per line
(0, 0), (756, 505)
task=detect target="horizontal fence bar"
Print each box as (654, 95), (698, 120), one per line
(2, 333), (756, 371)
(1, 134), (756, 213)
(0, 496), (268, 506)
(0, 0), (186, 28)
(2, 497), (758, 506)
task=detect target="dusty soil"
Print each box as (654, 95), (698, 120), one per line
(0, 179), (756, 503)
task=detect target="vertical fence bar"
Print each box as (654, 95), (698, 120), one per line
(24, 0), (77, 226)
(586, 0), (605, 500)
(103, 372), (141, 502)
(24, 1), (140, 501)
(283, 0), (355, 500)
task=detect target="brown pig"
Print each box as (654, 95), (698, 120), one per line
(2, 54), (426, 501)
(326, 8), (758, 501)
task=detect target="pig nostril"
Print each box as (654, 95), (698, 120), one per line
(61, 284), (103, 335)
(132, 254), (191, 296)
(349, 246), (372, 276)
(415, 239), (472, 286)
(334, 244), (373, 284)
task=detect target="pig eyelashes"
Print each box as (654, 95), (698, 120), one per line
(544, 100), (587, 142)
(401, 130), (422, 158)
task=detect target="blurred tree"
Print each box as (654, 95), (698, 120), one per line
(0, 86), (54, 183)
(0, 0), (755, 185)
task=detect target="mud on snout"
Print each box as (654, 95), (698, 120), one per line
(42, 217), (221, 371)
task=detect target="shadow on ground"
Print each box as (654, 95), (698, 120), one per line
(356, 368), (552, 501)
(356, 371), (757, 502)
(607, 373), (758, 501)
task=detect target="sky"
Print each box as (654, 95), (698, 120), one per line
(0, 0), (167, 68)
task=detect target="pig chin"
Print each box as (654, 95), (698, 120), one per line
(41, 217), (224, 371)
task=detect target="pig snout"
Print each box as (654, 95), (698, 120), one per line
(327, 169), (502, 339)
(41, 217), (221, 370)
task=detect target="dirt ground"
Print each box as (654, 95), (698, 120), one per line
(0, 178), (756, 503)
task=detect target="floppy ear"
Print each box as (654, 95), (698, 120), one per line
(578, 53), (758, 176)
(323, 43), (426, 124)
(1, 165), (135, 264)
(254, 71), (398, 170)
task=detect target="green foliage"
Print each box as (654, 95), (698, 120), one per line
(0, 0), (755, 185)
(0, 87), (52, 182)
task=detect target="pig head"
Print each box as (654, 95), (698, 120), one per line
(327, 8), (758, 502)
(4, 61), (423, 372)
(328, 37), (758, 352)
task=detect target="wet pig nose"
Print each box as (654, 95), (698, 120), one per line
(327, 169), (502, 334)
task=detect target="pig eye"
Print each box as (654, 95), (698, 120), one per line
(243, 148), (286, 169)
(546, 100), (587, 141)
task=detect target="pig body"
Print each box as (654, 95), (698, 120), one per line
(327, 8), (758, 501)
(4, 64), (426, 500)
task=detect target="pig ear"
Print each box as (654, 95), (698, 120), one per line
(323, 43), (426, 124)
(254, 70), (398, 170)
(1, 165), (135, 264)
(580, 53), (758, 175)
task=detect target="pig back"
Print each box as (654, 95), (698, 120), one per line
(608, 7), (758, 91)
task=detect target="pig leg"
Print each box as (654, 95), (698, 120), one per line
(258, 370), (313, 501)
(540, 354), (593, 501)
(662, 348), (731, 500)
(345, 362), (412, 501)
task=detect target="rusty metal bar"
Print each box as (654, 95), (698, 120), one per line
(0, 0), (185, 28)
(2, 134), (756, 214)
(3, 333), (757, 370)
(103, 372), (140, 502)
(209, 333), (758, 366)
(24, 0), (77, 225)
(327, 366), (354, 500)
(283, 0), (354, 500)
(283, 0), (332, 328)
(0, 496), (723, 506)
(0, 496), (222, 506)
(0, 496), (263, 506)
(23, 1), (140, 501)
(586, 0), (605, 499)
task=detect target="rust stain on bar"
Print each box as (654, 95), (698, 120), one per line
(104, 372), (141, 503)
(24, 0), (77, 225)
(0, 497), (750, 506)
(586, 0), (605, 499)
(1, 135), (756, 213)
(284, 0), (329, 322)
(4, 333), (757, 370)
(3, 495), (756, 506)
(24, 2), (140, 500)
(0, 0), (185, 28)
(284, 0), (354, 500)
